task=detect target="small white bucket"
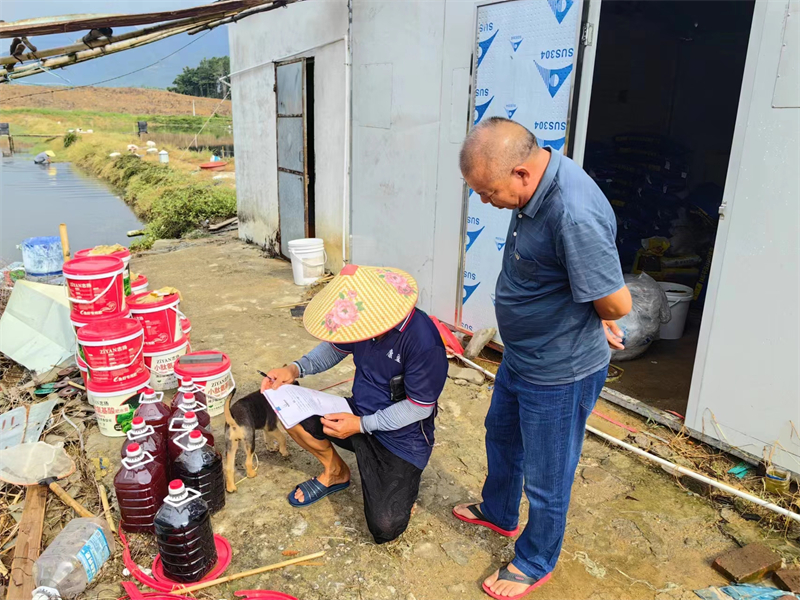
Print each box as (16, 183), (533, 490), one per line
(288, 238), (326, 286)
(144, 337), (190, 391)
(658, 282), (693, 340)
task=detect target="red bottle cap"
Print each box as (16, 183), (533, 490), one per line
(189, 430), (202, 440)
(169, 480), (185, 493)
(126, 443), (142, 458)
(132, 416), (144, 426)
(144, 387), (155, 395)
(182, 377), (193, 386)
(184, 392), (195, 401)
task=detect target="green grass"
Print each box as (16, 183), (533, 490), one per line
(4, 107), (232, 137)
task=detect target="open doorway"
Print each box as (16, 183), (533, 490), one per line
(584, 0), (755, 415)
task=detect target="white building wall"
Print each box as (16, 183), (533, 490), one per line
(229, 0), (349, 270)
(349, 0), (480, 319)
(686, 0), (800, 473)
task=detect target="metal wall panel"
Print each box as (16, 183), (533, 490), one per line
(278, 171), (307, 257)
(459, 0), (583, 336)
(277, 61), (304, 115)
(277, 117), (305, 172)
(686, 0), (800, 473)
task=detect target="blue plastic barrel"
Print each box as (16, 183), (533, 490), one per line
(20, 236), (64, 276)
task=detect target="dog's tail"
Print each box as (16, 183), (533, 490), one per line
(223, 386), (238, 429)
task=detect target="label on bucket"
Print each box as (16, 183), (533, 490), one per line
(91, 391), (141, 437)
(145, 344), (189, 391)
(68, 276), (125, 318)
(200, 372), (235, 417)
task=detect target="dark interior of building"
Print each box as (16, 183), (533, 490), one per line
(584, 0), (756, 415)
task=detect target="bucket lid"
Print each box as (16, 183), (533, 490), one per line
(128, 290), (180, 310)
(63, 255), (124, 277)
(87, 370), (149, 395)
(143, 336), (189, 356)
(77, 317), (142, 343)
(175, 350), (231, 378)
(132, 273), (148, 285)
(75, 247), (131, 261)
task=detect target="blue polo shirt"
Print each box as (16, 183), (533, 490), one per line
(495, 150), (625, 385)
(332, 309), (448, 470)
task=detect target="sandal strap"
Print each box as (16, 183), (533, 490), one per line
(297, 478), (325, 501)
(466, 503), (486, 521)
(497, 566), (538, 586)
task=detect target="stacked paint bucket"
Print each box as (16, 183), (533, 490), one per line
(65, 254), (150, 437)
(174, 350), (234, 417)
(128, 290), (190, 391)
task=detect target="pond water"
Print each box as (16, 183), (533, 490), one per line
(0, 156), (143, 263)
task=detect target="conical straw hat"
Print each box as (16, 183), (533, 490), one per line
(304, 265), (418, 343)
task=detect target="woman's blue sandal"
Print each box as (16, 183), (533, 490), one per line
(287, 478), (350, 507)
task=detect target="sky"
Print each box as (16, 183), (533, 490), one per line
(1, 1), (230, 88)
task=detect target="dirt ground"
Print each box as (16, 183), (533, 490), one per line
(0, 86), (232, 116)
(79, 236), (799, 600)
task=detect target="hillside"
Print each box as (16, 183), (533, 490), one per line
(0, 86), (232, 117)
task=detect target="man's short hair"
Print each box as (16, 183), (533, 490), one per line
(459, 117), (538, 178)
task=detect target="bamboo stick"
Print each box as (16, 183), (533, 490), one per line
(98, 484), (116, 535)
(169, 551), (326, 595)
(0, 15), (220, 66)
(1, 22), (208, 80)
(58, 224), (70, 261)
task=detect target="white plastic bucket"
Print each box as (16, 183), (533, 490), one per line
(287, 238), (326, 286)
(87, 377), (149, 437)
(658, 282), (693, 340)
(143, 337), (190, 391)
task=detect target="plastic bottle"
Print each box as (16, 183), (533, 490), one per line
(171, 429), (225, 513)
(168, 411), (215, 462)
(120, 416), (167, 466)
(154, 480), (218, 584)
(114, 442), (168, 533)
(134, 387), (171, 441)
(171, 378), (207, 414)
(168, 391), (210, 428)
(33, 517), (115, 599)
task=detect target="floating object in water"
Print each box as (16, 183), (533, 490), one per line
(199, 161), (227, 170)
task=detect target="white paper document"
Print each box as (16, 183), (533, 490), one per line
(263, 385), (353, 429)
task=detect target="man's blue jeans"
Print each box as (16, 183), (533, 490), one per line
(480, 362), (607, 579)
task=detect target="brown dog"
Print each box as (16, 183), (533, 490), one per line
(224, 390), (289, 493)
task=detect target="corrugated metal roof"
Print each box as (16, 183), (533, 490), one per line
(0, 0), (268, 38)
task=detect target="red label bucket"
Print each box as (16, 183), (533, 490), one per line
(64, 256), (126, 320)
(128, 291), (184, 351)
(131, 274), (149, 296)
(174, 350), (234, 417)
(180, 317), (191, 343)
(144, 337), (190, 391)
(75, 246), (131, 295)
(78, 317), (147, 388)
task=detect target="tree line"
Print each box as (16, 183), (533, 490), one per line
(168, 56), (230, 99)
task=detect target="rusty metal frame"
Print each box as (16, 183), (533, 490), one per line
(274, 57), (310, 259)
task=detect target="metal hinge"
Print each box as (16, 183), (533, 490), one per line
(581, 22), (594, 46)
(718, 200), (727, 219)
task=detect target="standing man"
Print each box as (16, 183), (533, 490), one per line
(453, 117), (631, 599)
